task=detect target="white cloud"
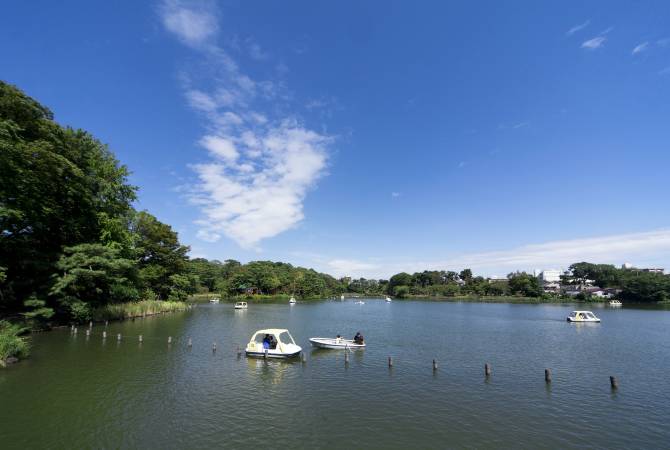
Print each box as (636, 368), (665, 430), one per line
(582, 36), (606, 50)
(632, 42), (649, 55)
(566, 20), (590, 36)
(327, 259), (381, 277)
(391, 192), (401, 198)
(319, 229), (670, 279)
(247, 40), (268, 60)
(160, 0), (218, 47)
(199, 135), (239, 162)
(160, 0), (333, 248)
(513, 121), (530, 129)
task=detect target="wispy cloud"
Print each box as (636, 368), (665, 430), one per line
(246, 38), (268, 60)
(327, 259), (381, 277)
(160, 0), (218, 47)
(512, 121), (530, 129)
(318, 229), (670, 278)
(160, 0), (332, 249)
(632, 42), (649, 55)
(391, 192), (401, 198)
(582, 36), (606, 50)
(566, 20), (590, 36)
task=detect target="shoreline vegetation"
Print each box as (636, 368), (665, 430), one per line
(92, 300), (190, 321)
(0, 321), (30, 367)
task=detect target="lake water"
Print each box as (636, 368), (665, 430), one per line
(1, 300), (669, 449)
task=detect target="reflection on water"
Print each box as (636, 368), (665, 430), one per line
(1, 300), (670, 449)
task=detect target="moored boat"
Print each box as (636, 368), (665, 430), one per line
(385, 296), (392, 302)
(609, 300), (623, 307)
(209, 297), (220, 304)
(289, 297), (296, 304)
(309, 337), (366, 349)
(234, 301), (247, 309)
(567, 310), (601, 323)
(245, 329), (302, 359)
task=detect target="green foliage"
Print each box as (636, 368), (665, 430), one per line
(0, 320), (30, 362)
(50, 244), (139, 315)
(21, 296), (54, 328)
(133, 211), (189, 299)
(92, 300), (188, 321)
(507, 272), (542, 297)
(394, 285), (410, 298)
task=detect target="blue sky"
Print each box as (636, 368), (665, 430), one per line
(2, 1), (670, 278)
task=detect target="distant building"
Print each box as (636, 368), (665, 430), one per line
(621, 264), (664, 274)
(487, 276), (507, 284)
(536, 269), (562, 293)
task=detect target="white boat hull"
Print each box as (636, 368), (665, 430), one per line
(567, 317), (601, 323)
(246, 350), (301, 359)
(309, 338), (365, 349)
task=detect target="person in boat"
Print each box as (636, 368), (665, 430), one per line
(335, 334), (342, 343)
(269, 335), (278, 349)
(353, 332), (364, 345)
(262, 334), (271, 349)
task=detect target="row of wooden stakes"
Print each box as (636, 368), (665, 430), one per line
(69, 325), (619, 389)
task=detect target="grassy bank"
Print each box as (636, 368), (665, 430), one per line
(92, 300), (190, 321)
(0, 321), (30, 366)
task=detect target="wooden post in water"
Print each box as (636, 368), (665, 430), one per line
(105, 320), (108, 327)
(168, 336), (172, 345)
(89, 321), (93, 329)
(117, 333), (121, 342)
(85, 329), (90, 337)
(139, 335), (143, 343)
(388, 356), (393, 368)
(73, 327), (78, 335)
(300, 352), (306, 364)
(610, 376), (619, 389)
(485, 363), (492, 377)
(212, 342), (217, 353)
(264, 348), (268, 359)
(344, 348), (349, 364)
(102, 331), (107, 339)
(236, 346), (242, 358)
(188, 338), (193, 348)
(433, 359), (438, 371)
(545, 369), (552, 383)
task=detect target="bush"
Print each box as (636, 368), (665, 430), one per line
(0, 320), (30, 363)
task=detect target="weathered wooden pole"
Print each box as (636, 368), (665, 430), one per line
(300, 352), (306, 364)
(168, 336), (172, 345)
(139, 334), (143, 343)
(212, 342), (217, 353)
(433, 359), (438, 371)
(188, 338), (193, 348)
(85, 329), (90, 337)
(610, 376), (619, 389)
(89, 321), (93, 329)
(102, 331), (107, 339)
(264, 348), (268, 359)
(485, 363), (492, 377)
(545, 369), (552, 383)
(73, 327), (78, 335)
(344, 349), (349, 364)
(117, 333), (121, 342)
(104, 320), (108, 327)
(388, 356), (393, 368)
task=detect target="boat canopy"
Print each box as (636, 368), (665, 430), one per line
(249, 329), (296, 345)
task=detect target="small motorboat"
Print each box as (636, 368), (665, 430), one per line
(340, 294), (345, 300)
(309, 337), (366, 349)
(567, 310), (601, 323)
(385, 296), (392, 302)
(354, 300), (365, 305)
(609, 300), (623, 307)
(289, 297), (296, 304)
(245, 329), (302, 359)
(234, 301), (247, 309)
(209, 297), (220, 304)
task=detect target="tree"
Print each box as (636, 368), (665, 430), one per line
(0, 81), (136, 314)
(507, 272), (542, 297)
(459, 269), (473, 283)
(132, 211), (189, 299)
(49, 244), (139, 321)
(388, 272), (413, 294)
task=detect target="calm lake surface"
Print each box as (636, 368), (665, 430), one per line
(2, 300), (669, 449)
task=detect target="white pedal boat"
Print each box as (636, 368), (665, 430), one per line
(245, 329), (302, 359)
(234, 301), (247, 309)
(209, 297), (220, 303)
(289, 297), (296, 304)
(309, 337), (366, 349)
(385, 296), (392, 302)
(567, 310), (601, 323)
